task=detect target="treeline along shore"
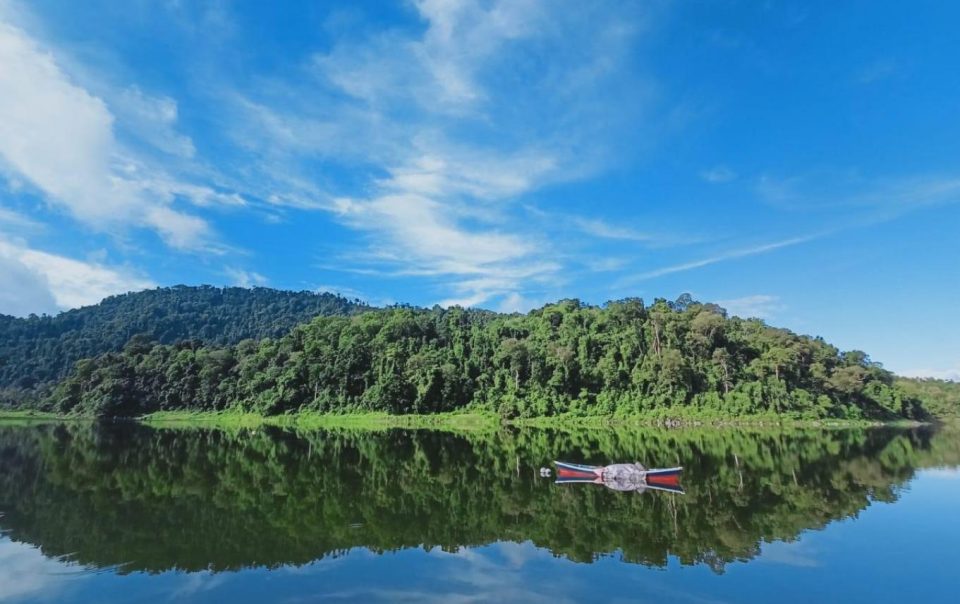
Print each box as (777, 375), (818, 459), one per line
(1, 286), (957, 421)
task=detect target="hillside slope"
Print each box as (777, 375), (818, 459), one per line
(895, 377), (960, 418)
(0, 286), (366, 399)
(38, 295), (944, 420)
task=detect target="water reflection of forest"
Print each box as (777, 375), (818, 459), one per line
(0, 423), (956, 574)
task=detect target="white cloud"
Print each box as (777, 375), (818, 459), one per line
(224, 267), (268, 288)
(0, 238), (154, 314)
(715, 294), (784, 320)
(0, 250), (59, 316)
(437, 291), (494, 309)
(314, 0), (552, 114)
(338, 194), (535, 271)
(431, 262), (559, 309)
(140, 175), (247, 209)
(325, 156), (564, 307)
(496, 292), (541, 314)
(380, 150), (558, 202)
(0, 19), (222, 251)
(145, 205), (212, 251)
(0, 20), (131, 223)
(226, 1), (659, 307)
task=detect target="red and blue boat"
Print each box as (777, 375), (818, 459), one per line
(554, 461), (684, 494)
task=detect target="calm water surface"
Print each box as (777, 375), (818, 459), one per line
(1, 422), (958, 603)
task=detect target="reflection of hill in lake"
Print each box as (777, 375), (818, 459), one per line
(0, 423), (957, 574)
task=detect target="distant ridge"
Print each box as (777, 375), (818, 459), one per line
(0, 285), (368, 395)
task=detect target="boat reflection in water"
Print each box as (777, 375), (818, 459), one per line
(554, 461), (685, 494)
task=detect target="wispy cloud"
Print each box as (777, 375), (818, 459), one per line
(573, 217), (661, 243)
(592, 169), (960, 295)
(220, 1), (662, 308)
(0, 17), (237, 252)
(615, 170), (960, 290)
(113, 86), (196, 159)
(623, 234), (818, 283)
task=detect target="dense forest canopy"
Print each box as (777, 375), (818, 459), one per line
(0, 423), (955, 573)
(0, 286), (366, 403)
(19, 292), (956, 420)
(893, 377), (960, 418)
(2, 286), (956, 419)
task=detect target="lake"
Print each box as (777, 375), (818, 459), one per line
(1, 422), (958, 603)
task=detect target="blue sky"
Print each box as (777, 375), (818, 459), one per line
(0, 0), (958, 378)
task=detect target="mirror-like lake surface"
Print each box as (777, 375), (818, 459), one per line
(1, 422), (958, 603)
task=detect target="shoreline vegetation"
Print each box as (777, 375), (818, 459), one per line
(0, 409), (932, 431)
(0, 410), (63, 420)
(141, 410), (934, 431)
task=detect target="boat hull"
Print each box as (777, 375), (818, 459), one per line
(554, 461), (684, 494)
(554, 461), (603, 479)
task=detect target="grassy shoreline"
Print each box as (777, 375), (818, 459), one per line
(1, 408), (933, 430)
(0, 410), (62, 420)
(0, 410), (68, 425)
(140, 410), (503, 431)
(136, 410), (926, 430)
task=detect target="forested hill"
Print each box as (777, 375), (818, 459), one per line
(0, 286), (367, 396)
(894, 377), (960, 419)
(36, 295), (955, 420)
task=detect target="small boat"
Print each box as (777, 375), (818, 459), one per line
(554, 461), (684, 494)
